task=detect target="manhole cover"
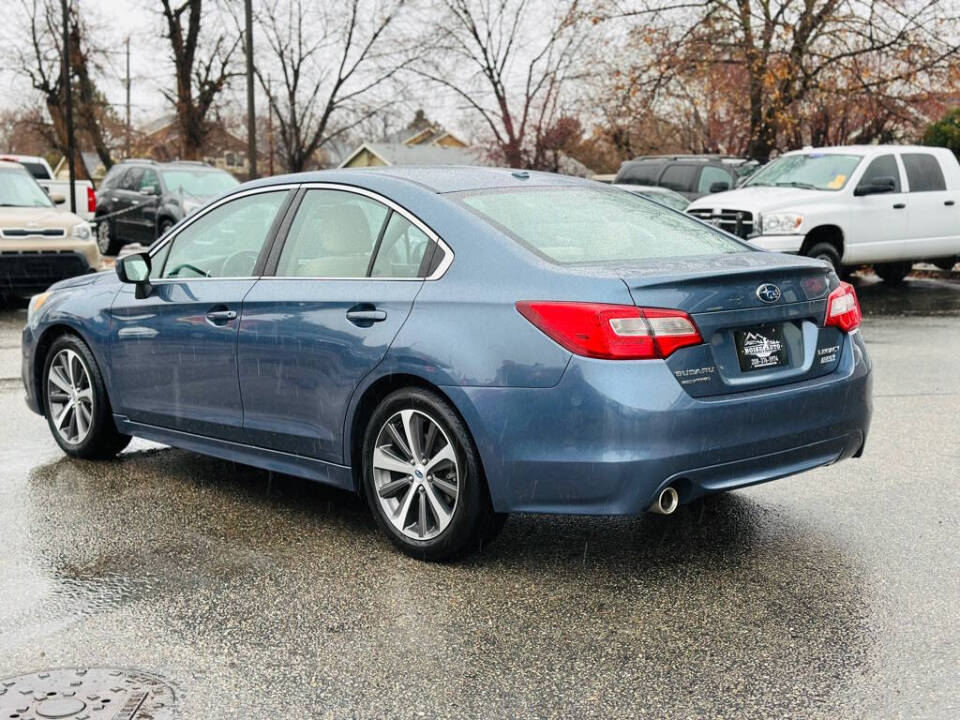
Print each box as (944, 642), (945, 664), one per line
(0, 668), (176, 720)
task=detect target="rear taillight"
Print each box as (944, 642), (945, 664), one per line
(87, 186), (96, 213)
(824, 282), (861, 332)
(515, 301), (702, 359)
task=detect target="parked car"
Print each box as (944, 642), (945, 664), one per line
(613, 183), (690, 211)
(614, 155), (759, 200)
(0, 160), (100, 301)
(22, 167), (872, 560)
(1, 153), (96, 222)
(687, 145), (960, 283)
(95, 159), (239, 255)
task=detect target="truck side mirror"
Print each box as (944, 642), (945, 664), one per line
(854, 176), (896, 196)
(116, 252), (152, 299)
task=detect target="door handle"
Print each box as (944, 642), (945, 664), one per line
(346, 308), (387, 325)
(893, 203), (906, 209)
(205, 308), (237, 324)
(946, 200), (956, 206)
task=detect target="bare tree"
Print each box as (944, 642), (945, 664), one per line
(159, 0), (240, 160)
(415, 0), (591, 169)
(11, 0), (120, 176)
(251, 0), (413, 173)
(605, 0), (960, 160)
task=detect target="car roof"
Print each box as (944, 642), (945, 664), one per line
(781, 145), (950, 157)
(0, 160), (29, 171)
(244, 165), (595, 194)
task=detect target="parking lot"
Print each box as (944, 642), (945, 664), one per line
(0, 272), (958, 719)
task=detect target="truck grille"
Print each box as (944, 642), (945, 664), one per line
(0, 227), (67, 238)
(687, 208), (754, 239)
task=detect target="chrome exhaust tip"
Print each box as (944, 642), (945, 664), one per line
(648, 486), (679, 515)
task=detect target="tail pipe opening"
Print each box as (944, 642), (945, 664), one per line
(648, 486), (679, 515)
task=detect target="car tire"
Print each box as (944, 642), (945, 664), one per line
(875, 261), (912, 285)
(158, 219), (174, 240)
(933, 257), (957, 272)
(362, 387), (503, 561)
(42, 334), (131, 459)
(96, 217), (121, 256)
(805, 242), (842, 275)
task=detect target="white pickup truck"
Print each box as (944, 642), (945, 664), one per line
(0, 153), (96, 223)
(687, 145), (960, 283)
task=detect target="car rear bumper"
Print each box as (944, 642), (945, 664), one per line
(444, 330), (872, 515)
(0, 250), (93, 296)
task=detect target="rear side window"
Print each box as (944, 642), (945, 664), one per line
(659, 165), (697, 192)
(20, 161), (49, 179)
(371, 214), (432, 278)
(857, 154), (901, 192)
(276, 189), (389, 278)
(698, 166), (732, 193)
(461, 187), (745, 264)
(617, 163), (660, 185)
(902, 153), (946, 192)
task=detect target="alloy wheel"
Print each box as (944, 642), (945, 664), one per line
(47, 348), (94, 445)
(371, 409), (460, 541)
(97, 221), (111, 255)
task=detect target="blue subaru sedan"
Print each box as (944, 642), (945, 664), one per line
(21, 167), (872, 560)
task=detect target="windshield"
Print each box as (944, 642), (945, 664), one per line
(745, 153), (862, 191)
(0, 167), (54, 208)
(160, 169), (239, 197)
(632, 188), (689, 212)
(461, 187), (745, 264)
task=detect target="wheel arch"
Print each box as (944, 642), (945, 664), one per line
(344, 372), (487, 501)
(801, 224), (845, 260)
(32, 322), (100, 417)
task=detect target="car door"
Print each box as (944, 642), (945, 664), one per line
(901, 152), (956, 258)
(113, 167), (143, 242)
(848, 153), (908, 261)
(107, 187), (293, 440)
(135, 167), (163, 243)
(237, 186), (446, 463)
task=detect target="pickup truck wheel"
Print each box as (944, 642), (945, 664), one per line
(96, 219), (120, 257)
(875, 262), (913, 285)
(805, 242), (841, 274)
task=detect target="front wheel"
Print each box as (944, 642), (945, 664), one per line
(43, 335), (131, 459)
(96, 218), (120, 256)
(362, 388), (504, 561)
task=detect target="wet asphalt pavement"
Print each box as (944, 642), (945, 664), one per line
(0, 273), (958, 719)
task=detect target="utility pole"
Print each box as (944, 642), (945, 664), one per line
(60, 0), (76, 213)
(125, 36), (131, 159)
(267, 74), (274, 176)
(244, 0), (257, 179)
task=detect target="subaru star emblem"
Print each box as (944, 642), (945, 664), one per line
(756, 283), (782, 303)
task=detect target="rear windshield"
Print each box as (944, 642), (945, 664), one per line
(459, 187), (745, 263)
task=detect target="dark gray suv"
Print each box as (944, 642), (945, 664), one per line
(94, 160), (239, 255)
(614, 155), (759, 201)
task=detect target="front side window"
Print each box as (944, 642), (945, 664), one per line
(276, 190), (389, 278)
(119, 167), (143, 191)
(161, 190), (289, 279)
(745, 153), (862, 191)
(902, 153), (946, 192)
(856, 155), (901, 193)
(140, 168), (160, 193)
(461, 187), (745, 264)
(698, 166), (732, 193)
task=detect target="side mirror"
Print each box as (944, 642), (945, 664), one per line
(854, 176), (896, 196)
(116, 252), (152, 299)
(140, 185), (159, 196)
(709, 181), (731, 193)
(49, 192), (66, 204)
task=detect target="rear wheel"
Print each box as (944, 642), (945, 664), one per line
(875, 261), (913, 285)
(96, 217), (120, 256)
(43, 335), (130, 459)
(362, 388), (503, 560)
(158, 219), (174, 240)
